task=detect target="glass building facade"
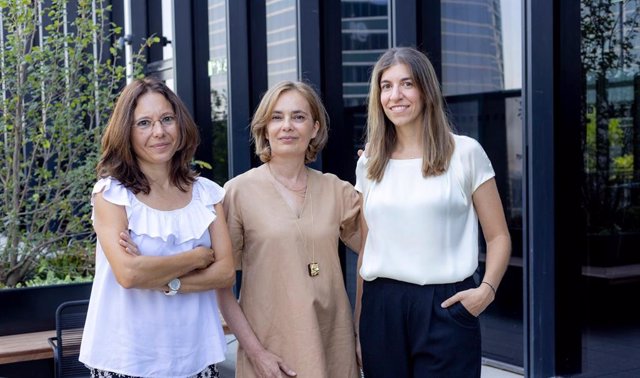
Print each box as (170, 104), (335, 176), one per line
(2, 1), (640, 377)
(98, 0), (640, 375)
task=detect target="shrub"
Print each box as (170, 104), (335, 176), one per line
(0, 0), (152, 287)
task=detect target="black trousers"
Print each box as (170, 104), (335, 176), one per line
(359, 276), (481, 378)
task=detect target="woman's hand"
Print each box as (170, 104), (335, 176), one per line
(193, 246), (216, 269)
(440, 285), (494, 317)
(248, 348), (297, 378)
(357, 142), (370, 158)
(119, 231), (140, 256)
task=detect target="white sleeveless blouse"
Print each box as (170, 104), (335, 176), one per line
(79, 177), (227, 378)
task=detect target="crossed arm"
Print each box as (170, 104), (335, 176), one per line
(93, 192), (235, 292)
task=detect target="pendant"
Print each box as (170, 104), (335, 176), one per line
(308, 262), (320, 277)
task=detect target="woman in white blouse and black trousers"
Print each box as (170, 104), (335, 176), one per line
(354, 47), (511, 377)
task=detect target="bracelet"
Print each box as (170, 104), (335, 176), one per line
(481, 281), (497, 295)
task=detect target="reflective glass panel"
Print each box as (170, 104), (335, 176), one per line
(580, 0), (640, 375)
(266, 0), (298, 86)
(341, 0), (391, 309)
(443, 0), (523, 369)
(441, 0), (508, 96)
(207, 0), (229, 185)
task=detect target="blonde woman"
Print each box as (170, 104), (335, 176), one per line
(218, 81), (362, 378)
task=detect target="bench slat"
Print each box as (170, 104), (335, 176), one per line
(0, 330), (55, 364)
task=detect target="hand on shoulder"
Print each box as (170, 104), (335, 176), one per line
(357, 143), (370, 158)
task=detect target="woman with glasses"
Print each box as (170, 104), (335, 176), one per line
(79, 76), (235, 378)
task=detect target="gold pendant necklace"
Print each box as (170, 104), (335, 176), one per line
(307, 193), (318, 277)
(293, 171), (318, 277)
(268, 163), (318, 276)
(308, 262), (320, 277)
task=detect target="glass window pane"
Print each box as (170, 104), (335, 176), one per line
(266, 0), (298, 86)
(341, 0), (391, 310)
(341, 0), (390, 109)
(441, 0), (509, 96)
(580, 1), (640, 375)
(443, 0), (524, 369)
(162, 0), (173, 60)
(207, 0), (229, 185)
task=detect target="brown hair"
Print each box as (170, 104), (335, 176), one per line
(96, 77), (199, 194)
(366, 47), (454, 181)
(251, 80), (329, 163)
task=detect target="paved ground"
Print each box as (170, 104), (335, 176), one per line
(218, 335), (524, 378)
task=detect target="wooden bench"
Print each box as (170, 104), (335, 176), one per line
(0, 320), (231, 366)
(0, 330), (55, 364)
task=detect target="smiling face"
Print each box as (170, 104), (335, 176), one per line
(266, 90), (319, 161)
(131, 91), (180, 168)
(379, 63), (424, 130)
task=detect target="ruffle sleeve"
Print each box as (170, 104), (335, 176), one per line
(91, 177), (131, 207)
(90, 177), (131, 223)
(193, 177), (226, 211)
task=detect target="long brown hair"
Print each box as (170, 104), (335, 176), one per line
(96, 77), (199, 194)
(366, 47), (454, 182)
(251, 80), (329, 164)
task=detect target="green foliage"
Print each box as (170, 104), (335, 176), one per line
(193, 160), (213, 170)
(0, 0), (151, 287)
(584, 108), (634, 175)
(16, 243), (94, 287)
(581, 0), (640, 75)
(613, 154), (633, 174)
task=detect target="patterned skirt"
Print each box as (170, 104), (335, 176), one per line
(89, 364), (220, 378)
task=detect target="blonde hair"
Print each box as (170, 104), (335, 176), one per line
(366, 47), (454, 182)
(251, 81), (329, 163)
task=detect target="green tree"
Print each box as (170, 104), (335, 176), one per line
(0, 0), (151, 287)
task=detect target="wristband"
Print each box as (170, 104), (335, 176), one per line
(481, 281), (497, 295)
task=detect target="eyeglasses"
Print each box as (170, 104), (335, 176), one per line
(133, 115), (176, 130)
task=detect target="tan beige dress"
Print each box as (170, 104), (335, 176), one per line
(223, 164), (361, 378)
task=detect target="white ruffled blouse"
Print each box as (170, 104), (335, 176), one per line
(79, 177), (227, 378)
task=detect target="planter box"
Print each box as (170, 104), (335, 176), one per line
(585, 232), (640, 267)
(0, 282), (92, 336)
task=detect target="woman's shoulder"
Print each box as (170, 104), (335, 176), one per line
(452, 134), (486, 158)
(224, 166), (264, 190)
(194, 176), (225, 205)
(92, 176), (122, 192)
(453, 133), (481, 149)
(310, 168), (357, 195)
(91, 177), (130, 206)
(310, 167), (342, 183)
(194, 176), (223, 191)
